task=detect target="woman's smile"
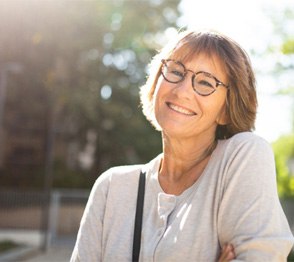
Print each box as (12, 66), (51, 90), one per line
(166, 102), (197, 116)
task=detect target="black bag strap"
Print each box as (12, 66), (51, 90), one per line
(132, 171), (146, 262)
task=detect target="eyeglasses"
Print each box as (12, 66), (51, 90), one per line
(161, 59), (229, 96)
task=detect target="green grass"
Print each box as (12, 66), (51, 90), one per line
(0, 240), (19, 253)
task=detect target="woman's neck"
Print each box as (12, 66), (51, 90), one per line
(159, 134), (217, 195)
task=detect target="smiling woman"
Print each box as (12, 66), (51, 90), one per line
(141, 30), (257, 140)
(71, 30), (294, 262)
(153, 53), (229, 145)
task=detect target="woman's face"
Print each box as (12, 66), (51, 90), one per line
(153, 53), (229, 141)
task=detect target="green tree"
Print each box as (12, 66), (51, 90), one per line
(267, 7), (294, 198)
(0, 0), (180, 188)
(272, 135), (294, 198)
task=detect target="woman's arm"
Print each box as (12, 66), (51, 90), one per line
(218, 136), (294, 261)
(70, 172), (110, 262)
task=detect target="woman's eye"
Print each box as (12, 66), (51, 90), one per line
(171, 70), (184, 77)
(198, 80), (213, 88)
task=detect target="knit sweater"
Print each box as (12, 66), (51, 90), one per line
(71, 132), (294, 261)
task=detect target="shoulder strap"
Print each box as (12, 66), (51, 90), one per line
(132, 171), (146, 262)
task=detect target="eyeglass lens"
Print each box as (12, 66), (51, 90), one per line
(162, 60), (217, 96)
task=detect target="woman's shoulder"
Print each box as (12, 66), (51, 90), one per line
(87, 164), (144, 200)
(95, 164), (143, 186)
(217, 132), (274, 161)
(222, 131), (271, 150)
(214, 132), (276, 188)
(95, 153), (162, 187)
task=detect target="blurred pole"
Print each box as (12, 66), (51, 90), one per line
(288, 158), (294, 176)
(0, 68), (8, 168)
(41, 93), (55, 252)
(0, 63), (23, 167)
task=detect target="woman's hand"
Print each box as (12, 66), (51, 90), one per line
(218, 244), (235, 262)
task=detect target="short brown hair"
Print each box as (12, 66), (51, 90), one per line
(140, 30), (257, 139)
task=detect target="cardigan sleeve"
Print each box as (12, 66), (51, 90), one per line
(70, 170), (111, 262)
(217, 135), (294, 261)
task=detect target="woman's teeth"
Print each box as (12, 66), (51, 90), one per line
(167, 103), (196, 116)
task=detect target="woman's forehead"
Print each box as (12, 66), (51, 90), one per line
(169, 49), (222, 68)
(167, 48), (228, 84)
(168, 44), (229, 75)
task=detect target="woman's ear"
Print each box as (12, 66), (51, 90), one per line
(217, 113), (229, 125)
(217, 103), (230, 126)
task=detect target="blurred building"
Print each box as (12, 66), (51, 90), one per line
(0, 63), (56, 188)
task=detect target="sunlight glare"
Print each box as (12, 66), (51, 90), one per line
(178, 0), (294, 142)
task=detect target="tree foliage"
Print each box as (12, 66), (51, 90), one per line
(272, 135), (294, 198)
(268, 7), (294, 198)
(0, 0), (180, 188)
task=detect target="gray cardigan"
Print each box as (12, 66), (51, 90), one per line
(71, 132), (294, 261)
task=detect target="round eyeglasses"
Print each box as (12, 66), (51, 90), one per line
(161, 59), (229, 96)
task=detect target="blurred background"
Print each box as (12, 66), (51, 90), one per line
(0, 0), (293, 261)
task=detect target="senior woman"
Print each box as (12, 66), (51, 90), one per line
(71, 30), (294, 261)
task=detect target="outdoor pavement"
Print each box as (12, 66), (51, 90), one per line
(22, 239), (75, 262)
(0, 229), (76, 262)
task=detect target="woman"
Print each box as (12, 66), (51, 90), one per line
(71, 30), (294, 261)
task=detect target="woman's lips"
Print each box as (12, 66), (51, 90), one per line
(166, 102), (196, 116)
